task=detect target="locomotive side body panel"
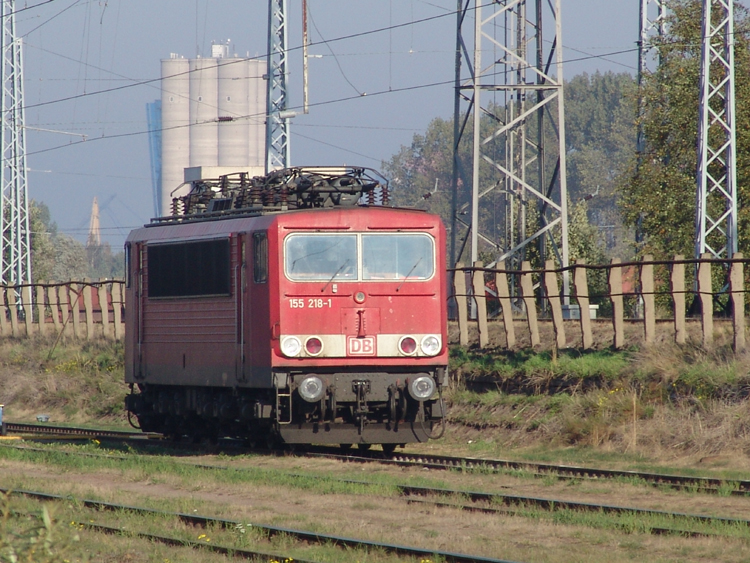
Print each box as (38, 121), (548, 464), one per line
(125, 217), (276, 388)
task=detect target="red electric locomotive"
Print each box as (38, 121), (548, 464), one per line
(124, 167), (448, 449)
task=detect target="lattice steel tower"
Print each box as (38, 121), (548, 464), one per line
(266, 0), (291, 172)
(695, 0), (737, 259)
(637, 0), (666, 157)
(1, 0), (31, 290)
(451, 0), (569, 295)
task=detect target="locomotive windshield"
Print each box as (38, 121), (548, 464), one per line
(284, 233), (434, 282)
(362, 234), (433, 280)
(285, 235), (357, 280)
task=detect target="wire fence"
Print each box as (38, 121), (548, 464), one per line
(3, 253), (746, 350)
(0, 279), (125, 340)
(452, 253), (747, 351)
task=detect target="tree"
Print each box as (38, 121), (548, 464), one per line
(619, 0), (750, 260)
(29, 200), (123, 281)
(86, 242), (124, 279)
(565, 72), (636, 258)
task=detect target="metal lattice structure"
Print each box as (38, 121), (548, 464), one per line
(636, 0), (667, 157)
(695, 0), (738, 260)
(451, 0), (569, 297)
(266, 0), (291, 173)
(0, 0), (31, 292)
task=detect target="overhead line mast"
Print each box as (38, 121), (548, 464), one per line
(266, 0), (292, 173)
(695, 0), (737, 260)
(636, 0), (666, 160)
(0, 0), (31, 294)
(452, 0), (570, 299)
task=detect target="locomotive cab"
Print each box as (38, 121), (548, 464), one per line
(272, 216), (448, 446)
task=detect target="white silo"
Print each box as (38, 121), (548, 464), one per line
(247, 59), (266, 168)
(189, 57), (219, 168)
(160, 55), (190, 215)
(217, 57), (250, 167)
(160, 45), (267, 215)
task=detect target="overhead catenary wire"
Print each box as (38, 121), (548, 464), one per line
(23, 44), (649, 159)
(20, 0), (86, 38)
(20, 4), (744, 169)
(15, 1), (664, 116)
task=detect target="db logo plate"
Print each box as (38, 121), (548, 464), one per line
(347, 336), (376, 356)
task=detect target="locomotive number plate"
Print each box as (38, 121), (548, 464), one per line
(289, 298), (332, 309)
(347, 336), (376, 356)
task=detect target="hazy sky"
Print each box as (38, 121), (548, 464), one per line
(18, 0), (640, 248)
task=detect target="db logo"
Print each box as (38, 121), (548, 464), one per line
(348, 336), (376, 356)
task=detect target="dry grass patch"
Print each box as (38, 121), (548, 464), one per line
(0, 336), (127, 424)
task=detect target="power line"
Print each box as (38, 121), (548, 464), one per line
(16, 2), (750, 118)
(12, 4), (483, 113)
(20, 0), (85, 37)
(2, 0), (59, 18)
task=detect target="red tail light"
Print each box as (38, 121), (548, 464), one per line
(399, 336), (417, 355)
(305, 337), (323, 355)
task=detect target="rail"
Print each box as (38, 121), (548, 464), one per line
(3, 487), (516, 563)
(3, 442), (745, 541)
(6, 427), (749, 497)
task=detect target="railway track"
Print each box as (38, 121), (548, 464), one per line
(1, 442), (747, 539)
(310, 448), (750, 496)
(8, 421), (750, 497)
(3, 487), (516, 563)
(5, 422), (159, 440)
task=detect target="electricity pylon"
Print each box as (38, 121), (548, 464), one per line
(451, 0), (569, 298)
(636, 0), (666, 157)
(0, 0), (31, 295)
(266, 0), (291, 172)
(695, 0), (737, 260)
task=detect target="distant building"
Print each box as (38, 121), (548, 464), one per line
(148, 43), (267, 217)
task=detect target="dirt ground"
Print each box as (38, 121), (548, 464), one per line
(3, 443), (750, 563)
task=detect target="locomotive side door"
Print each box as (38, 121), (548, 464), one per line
(136, 242), (145, 379)
(236, 234), (248, 383)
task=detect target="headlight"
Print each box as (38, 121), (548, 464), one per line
(298, 376), (325, 402)
(420, 335), (441, 356)
(281, 336), (302, 357)
(399, 336), (417, 355)
(408, 375), (435, 401)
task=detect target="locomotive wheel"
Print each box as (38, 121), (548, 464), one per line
(381, 443), (397, 454)
(339, 443), (353, 451)
(357, 443), (371, 451)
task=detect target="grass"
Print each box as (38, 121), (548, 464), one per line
(4, 338), (750, 561)
(5, 442), (750, 562)
(0, 443), (405, 500)
(450, 346), (632, 384)
(0, 336), (127, 424)
(0, 491), (458, 563)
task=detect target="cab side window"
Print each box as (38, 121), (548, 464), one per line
(253, 232), (268, 283)
(124, 243), (131, 288)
